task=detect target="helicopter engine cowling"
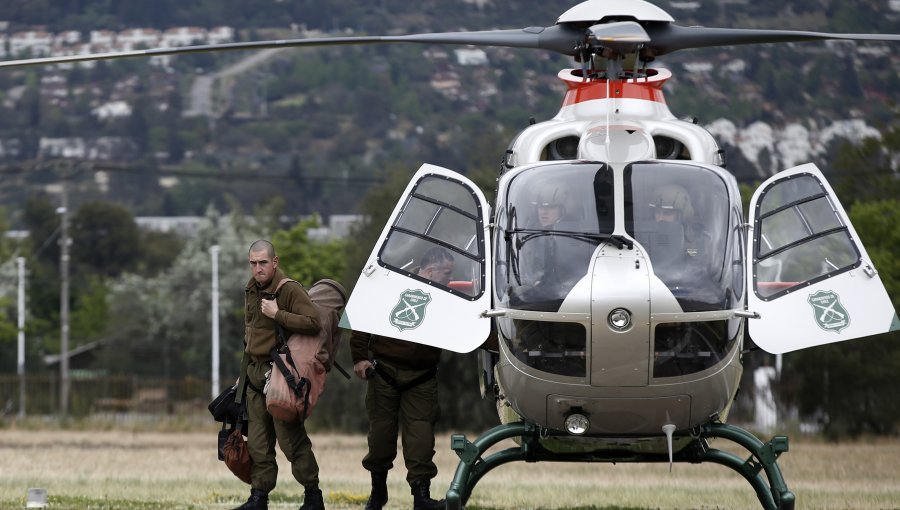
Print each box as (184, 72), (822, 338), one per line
(504, 68), (722, 168)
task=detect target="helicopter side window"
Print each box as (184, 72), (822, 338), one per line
(495, 163), (613, 312)
(379, 174), (485, 298)
(625, 162), (732, 312)
(753, 174), (860, 300)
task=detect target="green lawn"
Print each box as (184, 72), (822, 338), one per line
(1, 427), (898, 509)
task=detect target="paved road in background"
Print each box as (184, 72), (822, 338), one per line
(183, 47), (286, 117)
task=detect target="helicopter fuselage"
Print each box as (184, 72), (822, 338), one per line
(486, 69), (745, 447)
(491, 159), (746, 446)
(342, 62), (894, 459)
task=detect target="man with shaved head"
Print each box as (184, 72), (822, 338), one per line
(234, 240), (323, 510)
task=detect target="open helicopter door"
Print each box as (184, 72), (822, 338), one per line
(746, 163), (898, 354)
(340, 164), (492, 353)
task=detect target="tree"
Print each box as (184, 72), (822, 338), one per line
(70, 201), (141, 278)
(272, 215), (347, 287)
(101, 207), (255, 379)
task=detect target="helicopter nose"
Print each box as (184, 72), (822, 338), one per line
(589, 247), (651, 386)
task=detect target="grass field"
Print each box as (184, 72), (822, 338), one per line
(1, 424), (898, 509)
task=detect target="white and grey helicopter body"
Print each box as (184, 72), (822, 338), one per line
(4, 1), (897, 508)
(338, 2), (898, 508)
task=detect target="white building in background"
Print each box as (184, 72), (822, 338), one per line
(454, 48), (488, 66)
(208, 27), (235, 45)
(92, 100), (132, 119)
(89, 30), (116, 46)
(117, 28), (161, 50)
(307, 214), (364, 241)
(161, 27), (207, 47)
(40, 137), (87, 159)
(136, 214), (363, 240)
(9, 31), (53, 56)
(54, 30), (81, 46)
(2, 25), (234, 62)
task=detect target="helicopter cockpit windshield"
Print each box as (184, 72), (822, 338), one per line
(625, 162), (736, 312)
(495, 162), (615, 313)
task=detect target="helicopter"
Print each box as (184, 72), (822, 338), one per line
(1, 1), (897, 509)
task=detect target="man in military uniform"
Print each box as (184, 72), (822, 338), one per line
(233, 240), (323, 510)
(350, 246), (454, 510)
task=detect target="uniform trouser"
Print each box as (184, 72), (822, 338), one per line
(246, 357), (319, 492)
(362, 361), (440, 485)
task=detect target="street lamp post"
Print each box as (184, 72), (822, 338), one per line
(210, 245), (221, 398)
(58, 177), (70, 416)
(17, 257), (25, 418)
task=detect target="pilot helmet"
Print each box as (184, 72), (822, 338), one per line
(532, 185), (568, 210)
(650, 183), (694, 221)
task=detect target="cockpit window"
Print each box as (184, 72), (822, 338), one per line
(625, 163), (733, 311)
(495, 162), (614, 312)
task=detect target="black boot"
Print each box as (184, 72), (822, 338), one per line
(231, 488), (268, 510)
(364, 471), (388, 510)
(411, 480), (444, 510)
(298, 486), (325, 510)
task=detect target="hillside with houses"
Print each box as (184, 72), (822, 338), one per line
(0, 0), (897, 218)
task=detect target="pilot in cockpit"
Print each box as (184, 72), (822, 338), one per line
(524, 184), (571, 285)
(508, 184), (583, 308)
(647, 183), (709, 270)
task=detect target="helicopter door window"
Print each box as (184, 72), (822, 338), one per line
(753, 174), (860, 300)
(378, 174), (485, 298)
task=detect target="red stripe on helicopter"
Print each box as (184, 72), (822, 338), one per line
(559, 68), (671, 107)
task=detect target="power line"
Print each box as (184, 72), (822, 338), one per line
(0, 159), (386, 187)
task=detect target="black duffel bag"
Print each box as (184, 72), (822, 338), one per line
(209, 382), (248, 435)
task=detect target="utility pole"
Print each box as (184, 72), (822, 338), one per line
(210, 245), (221, 398)
(17, 257), (25, 418)
(58, 169), (70, 415)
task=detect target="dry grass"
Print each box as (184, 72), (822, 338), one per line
(0, 427), (898, 509)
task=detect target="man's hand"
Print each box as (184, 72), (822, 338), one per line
(353, 360), (374, 380)
(261, 298), (278, 319)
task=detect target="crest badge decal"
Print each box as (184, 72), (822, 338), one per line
(807, 290), (850, 333)
(390, 289), (432, 331)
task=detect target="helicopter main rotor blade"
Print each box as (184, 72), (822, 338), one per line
(644, 24), (900, 57)
(0, 25), (588, 69)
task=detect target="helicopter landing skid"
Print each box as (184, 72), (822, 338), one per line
(445, 421), (795, 510)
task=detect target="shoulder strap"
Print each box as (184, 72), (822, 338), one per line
(274, 278), (298, 296)
(234, 352), (249, 405)
(273, 278), (298, 346)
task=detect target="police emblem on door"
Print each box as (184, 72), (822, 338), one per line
(807, 290), (850, 333)
(390, 289), (432, 331)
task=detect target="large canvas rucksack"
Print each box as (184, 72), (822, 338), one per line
(266, 278), (346, 422)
